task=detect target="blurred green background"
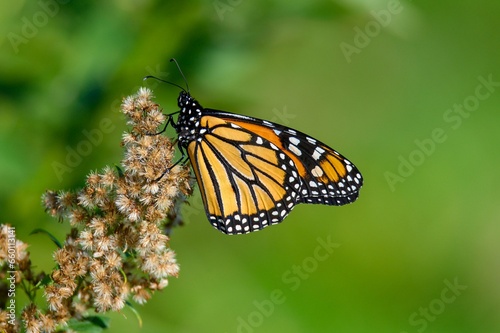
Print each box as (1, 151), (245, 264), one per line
(1, 0), (499, 332)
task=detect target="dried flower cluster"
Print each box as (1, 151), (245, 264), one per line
(0, 88), (193, 332)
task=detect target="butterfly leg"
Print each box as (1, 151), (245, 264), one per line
(147, 113), (178, 136)
(155, 144), (189, 181)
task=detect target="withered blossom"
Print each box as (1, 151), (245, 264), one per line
(0, 88), (194, 332)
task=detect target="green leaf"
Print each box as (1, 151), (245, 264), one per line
(66, 316), (111, 333)
(126, 300), (143, 328)
(35, 274), (53, 289)
(115, 164), (124, 178)
(29, 228), (63, 248)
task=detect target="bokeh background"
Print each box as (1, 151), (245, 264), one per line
(1, 1), (499, 332)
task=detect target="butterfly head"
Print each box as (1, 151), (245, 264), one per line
(177, 91), (193, 108)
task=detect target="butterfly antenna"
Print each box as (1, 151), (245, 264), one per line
(143, 75), (186, 92)
(170, 58), (190, 93)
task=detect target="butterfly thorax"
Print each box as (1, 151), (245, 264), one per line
(175, 91), (203, 147)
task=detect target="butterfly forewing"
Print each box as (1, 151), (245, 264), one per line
(276, 127), (363, 206)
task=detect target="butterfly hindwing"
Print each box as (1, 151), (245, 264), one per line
(187, 113), (302, 234)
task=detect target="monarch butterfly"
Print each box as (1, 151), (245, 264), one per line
(154, 59), (363, 235)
